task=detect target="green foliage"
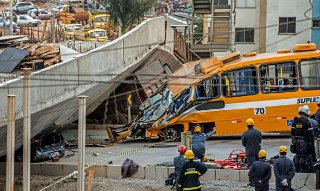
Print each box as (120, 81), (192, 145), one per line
(106, 0), (155, 34)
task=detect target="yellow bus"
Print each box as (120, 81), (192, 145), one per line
(125, 43), (320, 141)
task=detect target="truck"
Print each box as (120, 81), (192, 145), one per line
(56, 5), (89, 24)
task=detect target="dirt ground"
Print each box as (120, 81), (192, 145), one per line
(0, 176), (318, 191)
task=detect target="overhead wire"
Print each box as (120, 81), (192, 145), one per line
(0, 16), (317, 63)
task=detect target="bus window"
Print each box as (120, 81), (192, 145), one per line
(299, 59), (320, 90)
(222, 67), (258, 97)
(195, 76), (219, 99)
(260, 62), (297, 93)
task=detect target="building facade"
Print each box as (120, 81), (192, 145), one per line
(234, 0), (312, 54)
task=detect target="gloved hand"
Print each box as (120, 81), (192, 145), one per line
(281, 179), (288, 186)
(255, 180), (262, 186)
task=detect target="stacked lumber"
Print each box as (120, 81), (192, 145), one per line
(16, 42), (61, 69)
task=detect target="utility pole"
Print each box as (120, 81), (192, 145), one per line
(23, 69), (31, 191)
(6, 95), (16, 191)
(77, 96), (88, 191)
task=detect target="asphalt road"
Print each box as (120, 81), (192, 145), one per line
(46, 138), (292, 166)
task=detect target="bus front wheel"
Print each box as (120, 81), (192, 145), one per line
(161, 127), (181, 141)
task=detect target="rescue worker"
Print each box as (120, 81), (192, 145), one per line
(248, 150), (271, 191)
(316, 99), (320, 125)
(178, 150), (207, 191)
(191, 124), (214, 162)
(304, 105), (319, 162)
(241, 118), (262, 167)
(291, 106), (314, 172)
(303, 105), (319, 134)
(274, 146), (295, 191)
(174, 145), (187, 189)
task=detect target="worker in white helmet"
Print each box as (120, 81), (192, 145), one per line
(315, 99), (320, 126)
(291, 106), (314, 172)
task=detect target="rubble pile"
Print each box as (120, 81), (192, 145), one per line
(16, 42), (61, 69)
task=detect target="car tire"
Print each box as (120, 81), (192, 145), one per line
(28, 22), (33, 26)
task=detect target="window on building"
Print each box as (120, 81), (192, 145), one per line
(235, 28), (254, 43)
(299, 59), (320, 90)
(260, 62), (297, 93)
(195, 76), (220, 99)
(222, 67), (258, 97)
(237, 0), (256, 8)
(313, 19), (320, 28)
(279, 17), (296, 34)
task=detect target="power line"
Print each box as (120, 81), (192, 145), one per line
(0, 16), (317, 63)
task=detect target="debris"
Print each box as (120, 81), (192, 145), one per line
(17, 43), (61, 69)
(93, 152), (100, 156)
(0, 48), (30, 73)
(0, 42), (61, 74)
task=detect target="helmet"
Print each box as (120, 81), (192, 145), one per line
(246, 118), (254, 126)
(178, 145), (187, 154)
(194, 124), (202, 133)
(279, 146), (287, 153)
(184, 150), (194, 159)
(303, 105), (311, 116)
(258, 150), (267, 158)
(317, 99), (320, 106)
(298, 106), (308, 115)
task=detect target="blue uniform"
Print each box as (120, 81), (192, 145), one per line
(291, 116), (314, 172)
(274, 156), (295, 191)
(191, 131), (213, 161)
(178, 160), (207, 191)
(248, 159), (271, 191)
(315, 109), (320, 125)
(241, 127), (262, 167)
(174, 155), (185, 188)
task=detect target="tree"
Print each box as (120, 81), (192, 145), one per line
(106, 0), (155, 34)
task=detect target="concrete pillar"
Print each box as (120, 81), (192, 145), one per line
(6, 95), (16, 191)
(23, 69), (31, 191)
(77, 96), (88, 191)
(186, 131), (192, 150)
(259, 0), (267, 53)
(311, 0), (320, 48)
(181, 132), (186, 146)
(202, 15), (209, 44)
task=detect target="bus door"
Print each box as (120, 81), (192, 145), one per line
(191, 75), (221, 133)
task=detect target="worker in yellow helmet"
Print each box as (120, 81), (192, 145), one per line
(274, 146), (295, 191)
(177, 150), (207, 191)
(248, 150), (271, 191)
(191, 124), (214, 162)
(241, 118), (262, 167)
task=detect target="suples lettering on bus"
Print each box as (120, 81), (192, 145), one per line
(297, 97), (320, 104)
